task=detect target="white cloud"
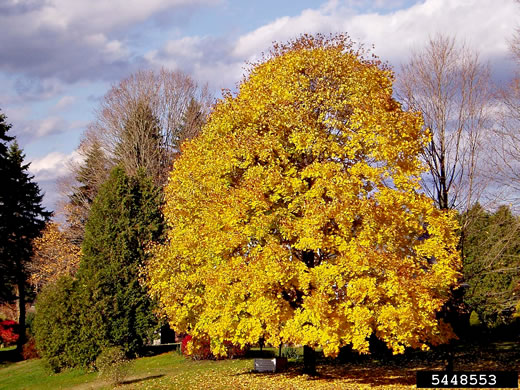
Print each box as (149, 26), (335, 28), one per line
(29, 150), (82, 182)
(27, 149), (84, 211)
(42, 0), (221, 33)
(232, 0), (518, 67)
(147, 0), (519, 94)
(35, 117), (68, 137)
(163, 37), (205, 60)
(145, 35), (243, 90)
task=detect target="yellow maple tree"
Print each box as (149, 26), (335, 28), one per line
(146, 34), (460, 359)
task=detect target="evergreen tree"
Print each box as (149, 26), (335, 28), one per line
(0, 135), (51, 351)
(76, 166), (163, 358)
(0, 111), (15, 303)
(177, 98), (205, 146)
(67, 139), (109, 245)
(34, 275), (84, 371)
(114, 100), (164, 183)
(462, 204), (520, 326)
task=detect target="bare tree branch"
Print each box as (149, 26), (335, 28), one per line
(396, 35), (492, 213)
(91, 68), (212, 185)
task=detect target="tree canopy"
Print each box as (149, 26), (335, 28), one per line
(146, 34), (461, 359)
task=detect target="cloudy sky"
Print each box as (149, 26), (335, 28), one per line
(1, 0), (518, 212)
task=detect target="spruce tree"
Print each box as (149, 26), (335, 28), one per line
(76, 166), (163, 359)
(114, 100), (164, 183)
(0, 111), (15, 303)
(67, 139), (109, 245)
(462, 204), (520, 326)
(0, 133), (51, 351)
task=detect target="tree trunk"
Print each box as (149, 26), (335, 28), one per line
(16, 273), (26, 354)
(303, 345), (317, 375)
(302, 250), (317, 375)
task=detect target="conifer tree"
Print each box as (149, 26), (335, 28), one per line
(462, 204), (520, 326)
(0, 111), (15, 303)
(36, 167), (164, 370)
(0, 129), (51, 351)
(76, 166), (163, 358)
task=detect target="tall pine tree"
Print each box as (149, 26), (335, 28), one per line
(36, 167), (164, 370)
(0, 115), (51, 351)
(0, 114), (13, 302)
(0, 112), (15, 303)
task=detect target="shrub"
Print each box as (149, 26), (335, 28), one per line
(34, 275), (103, 372)
(181, 335), (211, 360)
(223, 341), (248, 358)
(95, 346), (130, 386)
(22, 337), (39, 360)
(469, 311), (482, 327)
(0, 320), (19, 346)
(181, 335), (247, 360)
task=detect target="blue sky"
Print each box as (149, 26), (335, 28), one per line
(0, 0), (518, 212)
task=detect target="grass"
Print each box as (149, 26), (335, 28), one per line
(0, 358), (97, 390)
(0, 339), (519, 390)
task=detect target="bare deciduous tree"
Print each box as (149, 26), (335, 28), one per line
(56, 68), (211, 247)
(397, 35), (492, 213)
(91, 68), (212, 185)
(492, 23), (520, 206)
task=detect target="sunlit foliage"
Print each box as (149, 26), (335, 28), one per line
(146, 34), (460, 358)
(29, 222), (81, 292)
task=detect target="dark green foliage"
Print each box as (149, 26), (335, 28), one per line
(0, 112), (51, 351)
(77, 166), (163, 356)
(0, 111), (13, 153)
(0, 111), (14, 304)
(462, 204), (520, 327)
(33, 276), (101, 372)
(95, 346), (129, 385)
(35, 167), (163, 371)
(70, 140), (108, 207)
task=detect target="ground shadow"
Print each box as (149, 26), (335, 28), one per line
(119, 374), (165, 385)
(140, 344), (180, 357)
(234, 336), (520, 387)
(233, 361), (416, 387)
(0, 348), (21, 364)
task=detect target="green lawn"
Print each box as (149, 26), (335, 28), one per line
(0, 352), (254, 390)
(0, 358), (97, 390)
(0, 341), (519, 390)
